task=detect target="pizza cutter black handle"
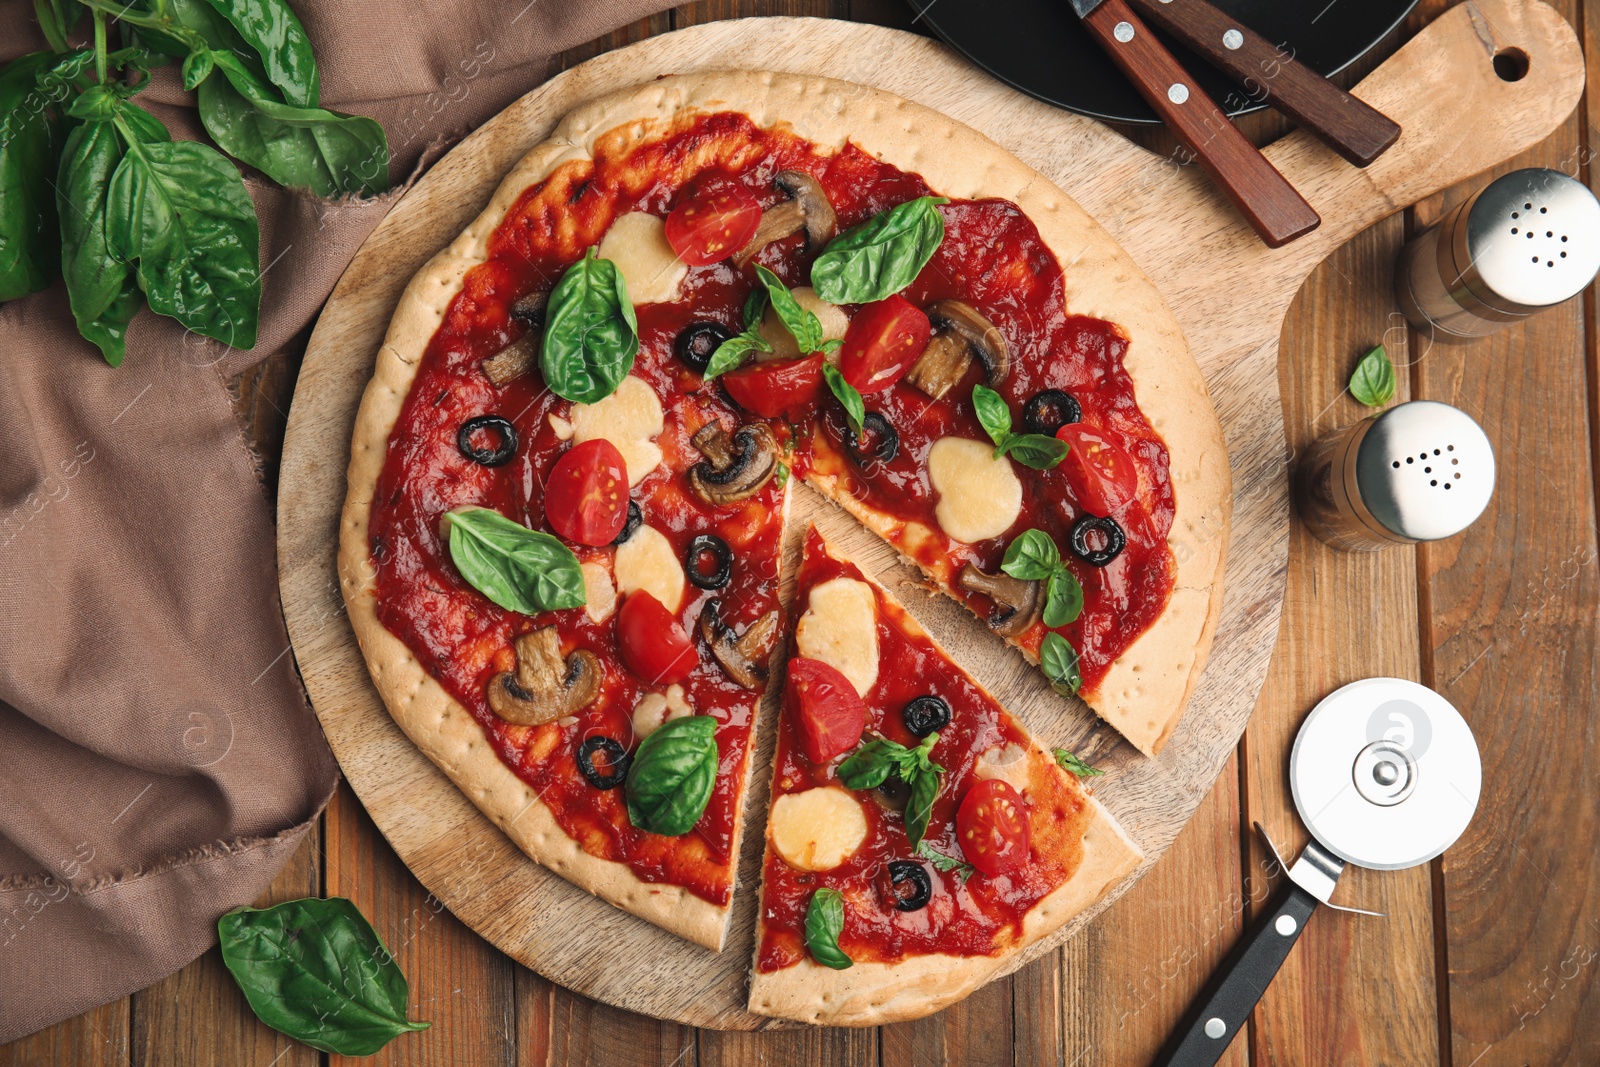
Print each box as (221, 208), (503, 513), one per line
(1151, 880), (1319, 1067)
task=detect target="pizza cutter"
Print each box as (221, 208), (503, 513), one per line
(1154, 678), (1482, 1067)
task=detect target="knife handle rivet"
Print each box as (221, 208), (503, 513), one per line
(1223, 28), (1244, 49)
(1113, 20), (1135, 42)
(1167, 82), (1190, 104)
(1275, 914), (1298, 936)
(1204, 1017), (1227, 1039)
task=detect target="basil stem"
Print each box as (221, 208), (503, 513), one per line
(540, 248), (639, 403)
(442, 506), (586, 615)
(804, 888), (853, 970)
(218, 897), (429, 1056)
(811, 195), (948, 305)
(625, 714), (719, 836)
(1349, 343), (1396, 409)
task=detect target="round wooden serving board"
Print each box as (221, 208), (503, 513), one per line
(277, 4), (1581, 1030)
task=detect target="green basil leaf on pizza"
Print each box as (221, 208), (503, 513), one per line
(625, 714), (719, 836)
(541, 248), (639, 403)
(1040, 632), (1084, 696)
(811, 195), (947, 304)
(803, 888), (853, 970)
(822, 361), (866, 438)
(441, 506), (585, 615)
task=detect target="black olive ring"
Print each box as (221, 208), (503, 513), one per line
(611, 500), (643, 546)
(675, 322), (733, 374)
(685, 533), (733, 590)
(1070, 514), (1127, 567)
(457, 415), (519, 467)
(887, 860), (933, 912)
(577, 736), (630, 790)
(847, 411), (900, 464)
(902, 695), (951, 738)
(1022, 389), (1082, 437)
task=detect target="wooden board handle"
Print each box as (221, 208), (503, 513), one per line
(1125, 0), (1401, 166)
(1080, 0), (1320, 246)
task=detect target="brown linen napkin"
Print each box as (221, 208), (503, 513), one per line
(0, 0), (670, 1041)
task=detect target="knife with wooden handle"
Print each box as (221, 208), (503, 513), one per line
(1070, 0), (1320, 246)
(1125, 0), (1402, 166)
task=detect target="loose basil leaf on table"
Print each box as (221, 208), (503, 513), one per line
(541, 248), (639, 404)
(625, 714), (719, 836)
(199, 0), (320, 107)
(1040, 631), (1084, 696)
(199, 52), (389, 197)
(442, 506), (586, 615)
(217, 897), (430, 1056)
(821, 361), (866, 438)
(973, 384), (1068, 470)
(810, 195), (948, 305)
(1349, 343), (1396, 409)
(57, 120), (141, 366)
(0, 52), (67, 301)
(804, 888), (853, 970)
(106, 122), (263, 349)
(1053, 748), (1104, 778)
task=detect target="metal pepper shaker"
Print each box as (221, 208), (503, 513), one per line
(1295, 401), (1495, 551)
(1395, 168), (1600, 341)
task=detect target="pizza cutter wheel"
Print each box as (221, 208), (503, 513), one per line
(1154, 678), (1482, 1067)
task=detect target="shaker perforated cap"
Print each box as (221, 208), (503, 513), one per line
(1463, 169), (1600, 310)
(1355, 401), (1495, 542)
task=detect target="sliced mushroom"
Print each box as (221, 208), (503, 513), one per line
(481, 292), (550, 386)
(687, 422), (779, 505)
(957, 563), (1042, 638)
(698, 599), (780, 689)
(733, 171), (837, 268)
(486, 627), (601, 725)
(905, 300), (1011, 399)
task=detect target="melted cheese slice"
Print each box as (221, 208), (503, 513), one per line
(795, 577), (879, 696)
(614, 525), (684, 612)
(631, 684), (692, 739)
(569, 376), (664, 487)
(580, 562), (615, 624)
(597, 212), (686, 305)
(973, 743), (1032, 794)
(768, 787), (868, 871)
(755, 287), (849, 362)
(928, 436), (1023, 543)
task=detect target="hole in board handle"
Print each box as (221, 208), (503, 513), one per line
(1494, 47), (1531, 82)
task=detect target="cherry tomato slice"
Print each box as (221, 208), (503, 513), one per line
(721, 353), (825, 419)
(664, 182), (762, 267)
(956, 778), (1031, 877)
(544, 439), (630, 546)
(616, 591), (698, 686)
(785, 657), (866, 764)
(838, 295), (931, 394)
(1055, 424), (1139, 517)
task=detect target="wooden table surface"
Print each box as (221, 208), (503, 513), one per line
(5, 0), (1598, 1064)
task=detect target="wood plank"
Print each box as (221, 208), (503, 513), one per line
(0, 1000), (129, 1067)
(880, 980), (1012, 1067)
(1059, 756), (1247, 1067)
(698, 1025), (877, 1066)
(1414, 130), (1600, 1067)
(323, 783), (518, 1067)
(544, 993), (697, 1067)
(129, 826), (322, 1067)
(1244, 217), (1441, 1067)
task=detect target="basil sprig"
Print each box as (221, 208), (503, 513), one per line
(1349, 343), (1396, 409)
(804, 888), (853, 970)
(625, 714), (719, 836)
(704, 284), (773, 379)
(1001, 528), (1084, 629)
(973, 385), (1070, 470)
(1040, 632), (1084, 696)
(837, 732), (943, 847)
(705, 266), (841, 379)
(1053, 748), (1104, 778)
(540, 248), (639, 403)
(811, 195), (948, 304)
(916, 839), (975, 883)
(822, 361), (866, 439)
(442, 506), (585, 615)
(218, 897), (430, 1056)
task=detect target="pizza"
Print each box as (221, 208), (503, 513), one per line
(337, 70), (1229, 993)
(749, 527), (1141, 1024)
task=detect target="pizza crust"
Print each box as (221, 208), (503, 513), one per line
(341, 69), (1219, 960)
